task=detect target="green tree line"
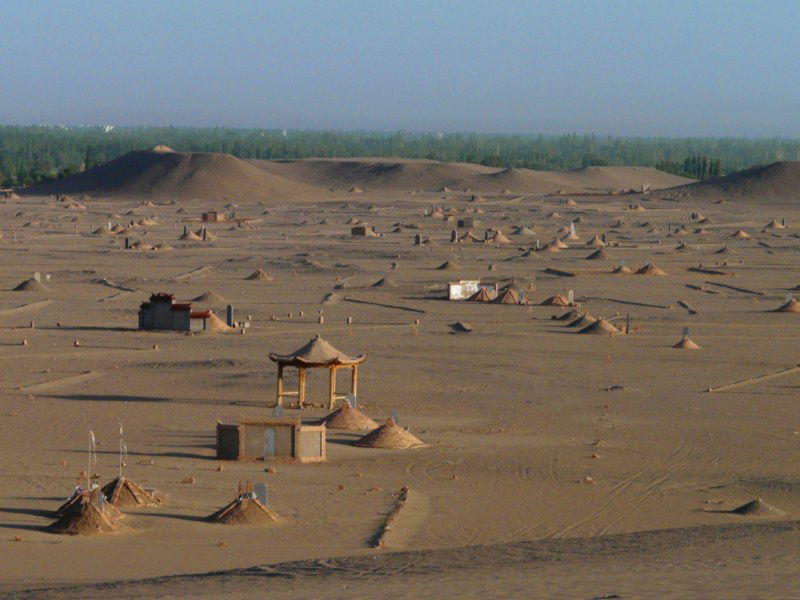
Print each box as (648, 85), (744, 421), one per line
(1, 125), (799, 188)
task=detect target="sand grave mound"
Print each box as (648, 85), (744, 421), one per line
(179, 230), (202, 241)
(552, 309), (579, 321)
(372, 276), (398, 287)
(541, 294), (572, 307)
(246, 269), (273, 281)
(673, 336), (701, 349)
(585, 248), (613, 260)
(773, 298), (800, 313)
(322, 292), (343, 304)
(578, 318), (622, 335)
(636, 263), (668, 276)
(154, 241), (174, 251)
(204, 311), (235, 332)
(730, 229), (751, 239)
(729, 498), (786, 517)
(513, 225), (536, 236)
(436, 260), (461, 270)
(584, 235), (606, 248)
(317, 402), (379, 430)
(102, 477), (159, 508)
(48, 490), (119, 535)
(353, 417), (425, 449)
(209, 495), (281, 526)
(193, 291), (226, 302)
(567, 313), (597, 328)
(13, 278), (49, 292)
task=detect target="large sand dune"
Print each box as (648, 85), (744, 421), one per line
(674, 161), (800, 202)
(251, 158), (694, 194)
(23, 148), (320, 201)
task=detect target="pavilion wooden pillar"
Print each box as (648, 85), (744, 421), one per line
(276, 364), (284, 406)
(298, 367), (306, 408)
(328, 366), (337, 410)
(351, 365), (358, 397)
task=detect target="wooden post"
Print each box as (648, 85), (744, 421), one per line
(351, 365), (358, 397)
(328, 366), (336, 410)
(298, 368), (306, 408)
(276, 364), (284, 406)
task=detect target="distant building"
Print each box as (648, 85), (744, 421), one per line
(139, 293), (231, 332)
(447, 280), (498, 300)
(138, 293), (191, 331)
(216, 418), (326, 463)
(457, 217), (475, 228)
(202, 211), (222, 223)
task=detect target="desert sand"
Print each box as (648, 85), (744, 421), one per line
(3, 151), (800, 598)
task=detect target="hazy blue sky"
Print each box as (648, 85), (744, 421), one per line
(2, 0), (798, 136)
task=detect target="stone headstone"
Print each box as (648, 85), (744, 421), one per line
(272, 404), (284, 418)
(390, 409), (400, 425)
(683, 326), (689, 337)
(346, 393), (357, 408)
(254, 482), (268, 506)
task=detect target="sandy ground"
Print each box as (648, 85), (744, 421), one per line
(2, 186), (800, 597)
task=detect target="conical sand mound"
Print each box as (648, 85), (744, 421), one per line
(209, 495), (281, 525)
(436, 260), (461, 270)
(179, 230), (202, 241)
(552, 238), (568, 249)
(193, 291), (226, 302)
(513, 225), (536, 236)
(246, 269), (273, 281)
(13, 278), (49, 292)
(584, 235), (606, 248)
(317, 402), (379, 430)
(731, 229), (751, 239)
(636, 263), (668, 276)
(673, 336), (701, 349)
(611, 265), (633, 274)
(487, 229), (513, 244)
(205, 311), (235, 332)
(48, 492), (118, 535)
(585, 248), (613, 260)
(449, 321), (474, 333)
(101, 477), (159, 508)
(765, 219), (786, 229)
(773, 298), (800, 313)
(541, 294), (571, 306)
(353, 417), (425, 449)
(552, 309), (579, 321)
(567, 313), (597, 328)
(154, 241), (174, 251)
(578, 318), (621, 335)
(372, 277), (398, 287)
(730, 498), (786, 517)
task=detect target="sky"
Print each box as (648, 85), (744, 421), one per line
(1, 0), (798, 136)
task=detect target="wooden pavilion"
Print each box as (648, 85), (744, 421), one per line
(268, 335), (366, 409)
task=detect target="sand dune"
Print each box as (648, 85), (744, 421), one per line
(250, 158), (693, 194)
(675, 161), (800, 202)
(23, 148), (320, 201)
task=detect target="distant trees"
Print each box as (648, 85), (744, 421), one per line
(0, 125), (798, 188)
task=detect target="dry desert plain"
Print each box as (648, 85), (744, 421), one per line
(2, 151), (800, 598)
